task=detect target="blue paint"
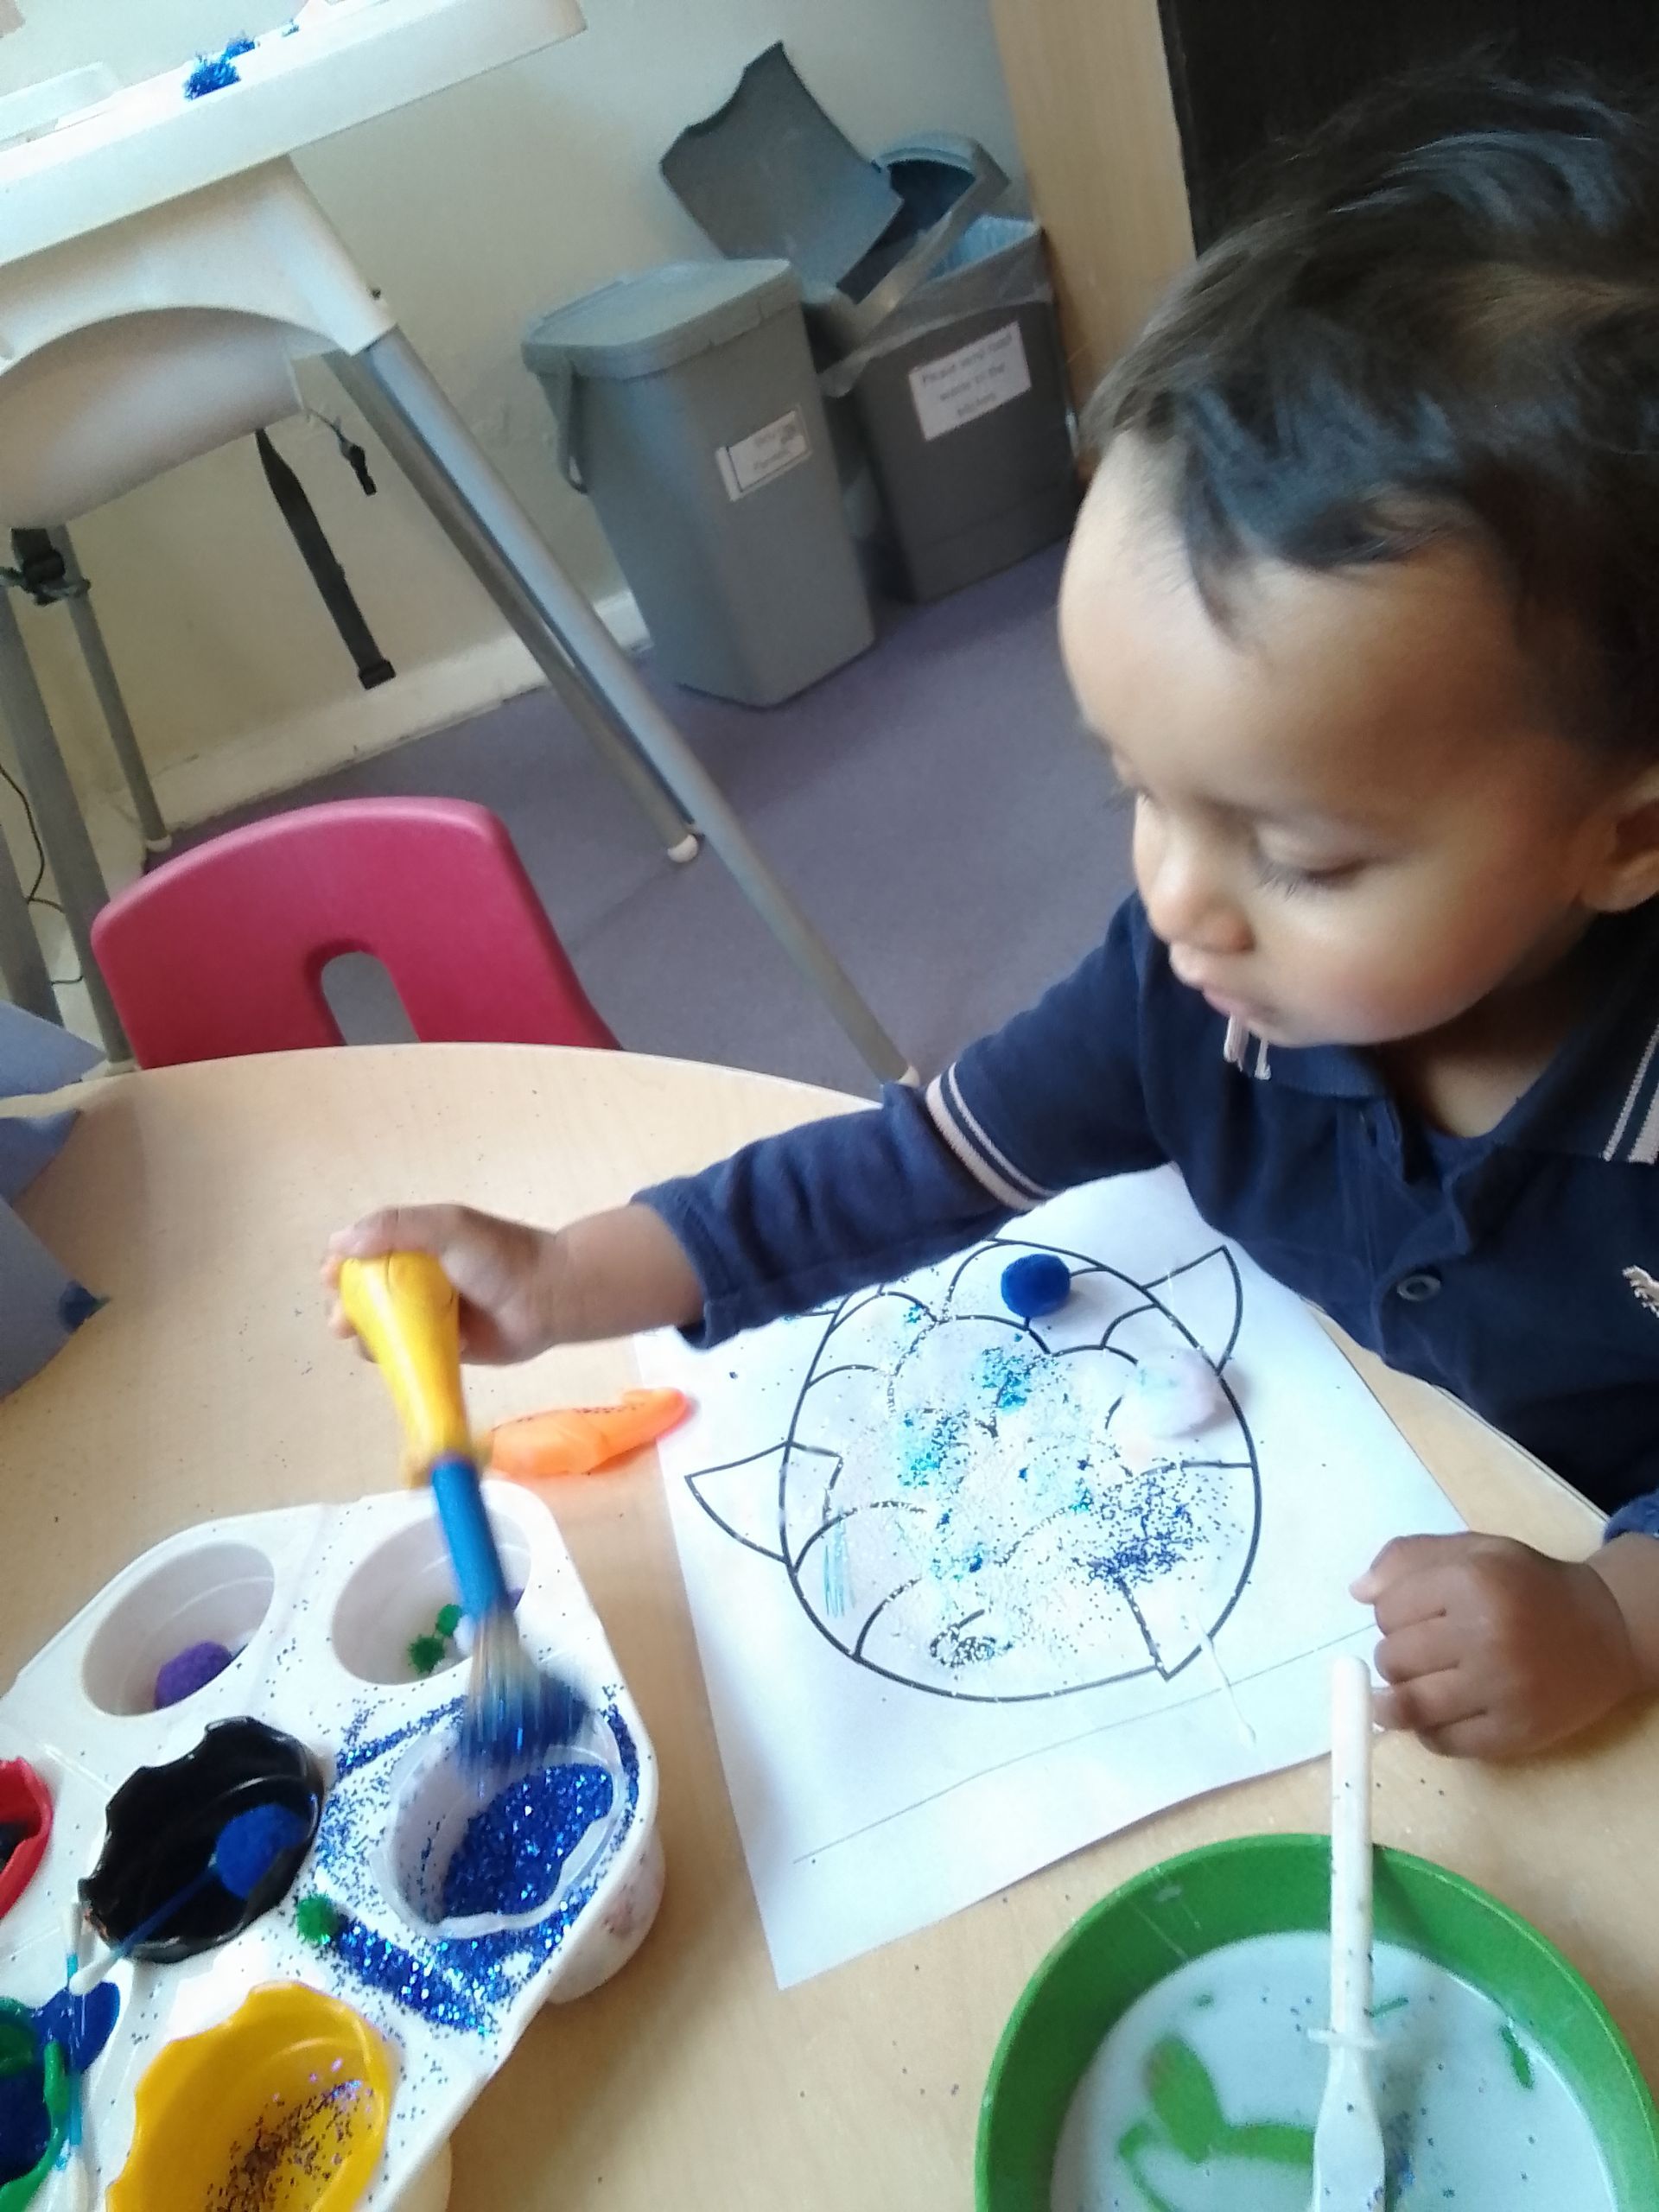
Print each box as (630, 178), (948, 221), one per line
(977, 1344), (1038, 1412)
(35, 1982), (118, 2073)
(821, 1516), (852, 1617)
(1000, 1253), (1071, 1320)
(440, 1762), (613, 1920)
(183, 53), (240, 98)
(0, 2060), (47, 2183)
(901, 1405), (971, 1487)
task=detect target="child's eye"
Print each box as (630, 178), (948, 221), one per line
(1255, 855), (1363, 895)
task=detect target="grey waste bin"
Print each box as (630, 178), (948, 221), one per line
(817, 189), (1079, 602)
(661, 54), (1078, 601)
(523, 260), (874, 707)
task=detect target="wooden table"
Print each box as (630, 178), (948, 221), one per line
(5, 1045), (1656, 2209)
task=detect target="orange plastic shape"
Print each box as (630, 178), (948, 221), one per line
(486, 1388), (690, 1479)
(109, 1983), (392, 2212)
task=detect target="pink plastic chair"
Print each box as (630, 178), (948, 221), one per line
(91, 797), (618, 1068)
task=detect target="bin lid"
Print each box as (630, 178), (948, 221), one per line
(524, 259), (800, 381)
(660, 43), (901, 291)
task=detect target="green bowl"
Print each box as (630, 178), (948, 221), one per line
(977, 1834), (1659, 2210)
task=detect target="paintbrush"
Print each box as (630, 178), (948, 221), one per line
(59, 1903), (90, 2212)
(1310, 1653), (1385, 2212)
(338, 1253), (586, 1773)
(72, 1802), (309, 1993)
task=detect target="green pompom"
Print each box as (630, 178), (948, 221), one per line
(434, 1603), (463, 1639)
(296, 1893), (347, 1947)
(407, 1632), (447, 1676)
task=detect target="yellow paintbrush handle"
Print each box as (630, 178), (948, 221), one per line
(339, 1253), (473, 1481)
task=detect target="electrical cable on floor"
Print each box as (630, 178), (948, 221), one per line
(0, 758), (84, 987)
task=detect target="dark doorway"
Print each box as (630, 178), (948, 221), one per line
(1158, 1), (1659, 242)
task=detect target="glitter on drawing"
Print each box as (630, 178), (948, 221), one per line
(680, 1236), (1260, 1702)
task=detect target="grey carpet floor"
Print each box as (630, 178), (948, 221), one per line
(184, 544), (1135, 1096)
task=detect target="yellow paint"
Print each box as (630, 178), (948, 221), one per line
(109, 1983), (391, 2212)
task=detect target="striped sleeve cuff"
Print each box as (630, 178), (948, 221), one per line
(925, 1065), (1052, 1212)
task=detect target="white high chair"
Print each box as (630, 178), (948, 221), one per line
(0, 1), (908, 1079)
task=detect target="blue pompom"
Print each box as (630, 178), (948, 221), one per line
(213, 1802), (309, 1900)
(183, 53), (241, 99)
(1000, 1252), (1071, 1320)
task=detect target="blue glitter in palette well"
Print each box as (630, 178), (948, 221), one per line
(0, 1482), (662, 2208)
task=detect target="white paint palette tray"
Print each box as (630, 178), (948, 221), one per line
(0, 1480), (661, 2210)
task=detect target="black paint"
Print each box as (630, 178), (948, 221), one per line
(81, 1719), (325, 1962)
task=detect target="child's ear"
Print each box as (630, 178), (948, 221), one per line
(1586, 767), (1659, 912)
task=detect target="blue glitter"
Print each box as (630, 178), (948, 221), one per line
(310, 1703), (640, 2038)
(440, 1763), (613, 1920)
(183, 53), (240, 97)
(1083, 1482), (1200, 1587)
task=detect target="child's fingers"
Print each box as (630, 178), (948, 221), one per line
(1365, 1564), (1460, 1637)
(1374, 1616), (1462, 1688)
(1373, 1664), (1475, 1738)
(327, 1204), (467, 1261)
(1351, 1531), (1465, 1604)
(326, 1301), (376, 1359)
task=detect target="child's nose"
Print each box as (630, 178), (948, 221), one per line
(1141, 836), (1252, 957)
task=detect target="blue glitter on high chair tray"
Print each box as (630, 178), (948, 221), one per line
(183, 52), (241, 98)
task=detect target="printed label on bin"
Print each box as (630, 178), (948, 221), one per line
(716, 409), (812, 500)
(909, 321), (1032, 442)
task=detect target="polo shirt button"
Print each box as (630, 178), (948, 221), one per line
(1395, 1270), (1442, 1303)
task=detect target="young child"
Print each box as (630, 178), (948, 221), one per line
(329, 73), (1659, 1762)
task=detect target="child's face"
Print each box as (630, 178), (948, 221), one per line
(1058, 439), (1653, 1051)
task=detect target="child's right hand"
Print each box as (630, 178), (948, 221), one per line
(324, 1205), (567, 1364)
(324, 1199), (705, 1363)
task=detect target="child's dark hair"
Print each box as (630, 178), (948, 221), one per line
(1087, 72), (1659, 756)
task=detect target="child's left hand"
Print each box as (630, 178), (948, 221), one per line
(1354, 1532), (1646, 1758)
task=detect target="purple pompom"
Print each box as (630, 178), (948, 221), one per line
(154, 1639), (234, 1709)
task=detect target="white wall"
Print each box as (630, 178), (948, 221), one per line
(0, 0), (1021, 834)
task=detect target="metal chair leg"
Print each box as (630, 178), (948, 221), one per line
(332, 331), (911, 1085)
(0, 592), (128, 1058)
(0, 792), (55, 1023)
(49, 529), (171, 855)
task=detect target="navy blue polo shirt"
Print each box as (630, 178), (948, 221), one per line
(642, 894), (1659, 1530)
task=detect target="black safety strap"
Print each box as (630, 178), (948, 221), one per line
(255, 429), (395, 690)
(5, 531), (79, 605)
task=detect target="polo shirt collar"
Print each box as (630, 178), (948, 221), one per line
(1223, 900), (1659, 1159)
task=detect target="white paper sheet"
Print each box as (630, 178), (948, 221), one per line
(639, 1168), (1464, 1987)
